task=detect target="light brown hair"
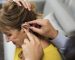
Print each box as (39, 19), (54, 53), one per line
(0, 1), (45, 40)
(0, 1), (37, 31)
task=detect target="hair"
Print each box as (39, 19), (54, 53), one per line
(0, 1), (37, 31)
(64, 31), (75, 60)
(0, 1), (46, 40)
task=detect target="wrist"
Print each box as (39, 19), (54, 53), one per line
(49, 30), (58, 39)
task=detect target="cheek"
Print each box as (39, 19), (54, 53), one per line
(11, 33), (21, 42)
(21, 34), (27, 41)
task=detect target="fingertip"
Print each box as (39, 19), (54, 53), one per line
(28, 8), (31, 11)
(18, 3), (21, 6)
(27, 4), (31, 11)
(21, 44), (24, 48)
(14, 1), (22, 6)
(29, 27), (34, 30)
(23, 38), (27, 44)
(13, 0), (15, 1)
(29, 26), (37, 29)
(29, 27), (37, 32)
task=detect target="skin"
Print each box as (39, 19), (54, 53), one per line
(12, 0), (58, 39)
(24, 19), (58, 39)
(22, 29), (43, 60)
(6, 0), (58, 60)
(8, 0), (31, 11)
(3, 26), (48, 60)
(3, 18), (58, 60)
(3, 27), (27, 47)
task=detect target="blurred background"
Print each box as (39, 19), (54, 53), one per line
(0, 0), (4, 60)
(0, 0), (75, 60)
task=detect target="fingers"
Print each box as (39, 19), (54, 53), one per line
(13, 0), (31, 11)
(29, 27), (41, 34)
(24, 0), (31, 11)
(24, 38), (30, 44)
(32, 33), (40, 44)
(14, 0), (21, 6)
(20, 0), (28, 8)
(28, 19), (43, 25)
(23, 29), (35, 44)
(23, 28), (40, 44)
(22, 39), (29, 50)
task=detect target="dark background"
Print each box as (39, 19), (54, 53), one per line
(0, 3), (4, 60)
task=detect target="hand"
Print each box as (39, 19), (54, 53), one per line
(12, 0), (31, 11)
(27, 19), (58, 39)
(22, 29), (43, 60)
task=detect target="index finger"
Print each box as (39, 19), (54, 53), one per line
(13, 0), (21, 6)
(28, 19), (43, 25)
(23, 29), (35, 44)
(19, 0), (31, 11)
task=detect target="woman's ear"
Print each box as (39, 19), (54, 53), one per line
(22, 22), (30, 28)
(21, 28), (25, 33)
(21, 23), (30, 33)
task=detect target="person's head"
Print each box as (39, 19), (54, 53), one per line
(0, 1), (37, 47)
(64, 31), (75, 60)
